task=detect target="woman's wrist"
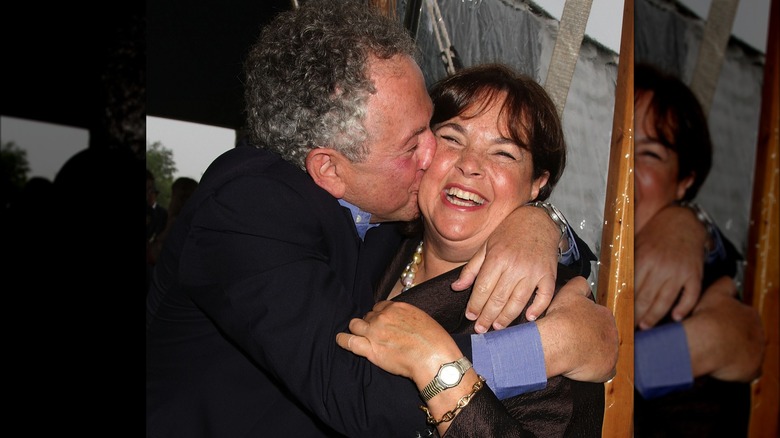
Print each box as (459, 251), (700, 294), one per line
(420, 370), (482, 434)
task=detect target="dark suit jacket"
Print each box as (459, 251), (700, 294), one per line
(147, 146), (434, 437)
(378, 238), (605, 437)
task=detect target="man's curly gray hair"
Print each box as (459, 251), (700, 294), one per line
(243, 0), (419, 170)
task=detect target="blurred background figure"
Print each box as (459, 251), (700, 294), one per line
(147, 169), (169, 290)
(634, 1), (774, 435)
(148, 176), (198, 291)
(632, 63), (764, 438)
(147, 169), (168, 246)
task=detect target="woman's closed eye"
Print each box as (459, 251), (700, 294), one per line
(636, 139), (670, 161)
(437, 132), (463, 146)
(488, 139), (524, 162)
(638, 149), (662, 160)
(493, 149), (518, 160)
(434, 122), (466, 145)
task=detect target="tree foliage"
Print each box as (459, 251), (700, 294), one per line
(146, 141), (176, 208)
(1, 141), (30, 190)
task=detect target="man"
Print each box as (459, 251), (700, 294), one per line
(146, 1), (617, 436)
(146, 169), (167, 245)
(147, 169), (168, 291)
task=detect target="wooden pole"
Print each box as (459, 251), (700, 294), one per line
(596, 0), (634, 436)
(746, 0), (780, 436)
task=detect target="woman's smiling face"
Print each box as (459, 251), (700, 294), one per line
(634, 90), (694, 234)
(418, 93), (548, 256)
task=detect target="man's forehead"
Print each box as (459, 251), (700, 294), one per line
(365, 57), (431, 141)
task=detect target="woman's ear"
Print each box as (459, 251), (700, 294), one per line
(306, 147), (347, 198)
(530, 171), (550, 200)
(676, 173), (695, 200)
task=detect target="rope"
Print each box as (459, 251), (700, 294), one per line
(425, 0), (461, 75)
(689, 0), (740, 116)
(543, 0), (593, 119)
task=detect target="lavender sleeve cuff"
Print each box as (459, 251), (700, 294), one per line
(635, 322), (693, 399)
(705, 225), (727, 264)
(559, 226), (579, 265)
(471, 322), (546, 400)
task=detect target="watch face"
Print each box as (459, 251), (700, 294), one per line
(439, 364), (461, 386)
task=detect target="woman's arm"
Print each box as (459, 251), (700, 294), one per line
(336, 300), (531, 436)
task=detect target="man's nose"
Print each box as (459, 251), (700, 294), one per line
(417, 130), (436, 171)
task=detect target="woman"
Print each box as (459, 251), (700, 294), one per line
(339, 63), (614, 437)
(633, 63), (764, 437)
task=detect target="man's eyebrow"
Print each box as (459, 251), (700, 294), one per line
(433, 122), (464, 134)
(412, 125), (429, 136)
(400, 125), (430, 145)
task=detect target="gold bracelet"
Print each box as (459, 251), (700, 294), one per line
(419, 375), (486, 426)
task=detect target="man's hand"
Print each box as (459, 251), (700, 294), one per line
(635, 204), (708, 330)
(453, 205), (559, 333)
(336, 301), (463, 385)
(536, 277), (619, 382)
(684, 276), (765, 382)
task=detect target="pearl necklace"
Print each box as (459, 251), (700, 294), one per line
(400, 241), (424, 292)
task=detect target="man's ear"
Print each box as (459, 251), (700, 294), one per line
(306, 147), (347, 198)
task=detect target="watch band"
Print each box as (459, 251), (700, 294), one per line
(420, 357), (472, 402)
(528, 201), (568, 240)
(678, 201), (716, 252)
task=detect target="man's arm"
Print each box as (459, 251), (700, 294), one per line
(635, 204), (712, 329)
(683, 276), (764, 382)
(338, 300), (529, 437)
(340, 277), (619, 400)
(184, 170), (433, 437)
(469, 276), (617, 399)
(536, 277), (618, 382)
(454, 203), (588, 332)
(635, 276), (765, 399)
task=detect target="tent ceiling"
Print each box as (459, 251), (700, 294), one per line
(2, 0), (291, 133)
(3, 2), (143, 131)
(147, 0), (293, 130)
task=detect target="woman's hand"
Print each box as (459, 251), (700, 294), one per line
(336, 301), (464, 386)
(336, 301), (481, 436)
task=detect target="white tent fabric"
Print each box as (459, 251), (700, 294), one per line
(401, 0), (766, 287)
(400, 0), (620, 286)
(636, 0), (765, 270)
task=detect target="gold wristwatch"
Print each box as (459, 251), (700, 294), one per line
(420, 357), (472, 402)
